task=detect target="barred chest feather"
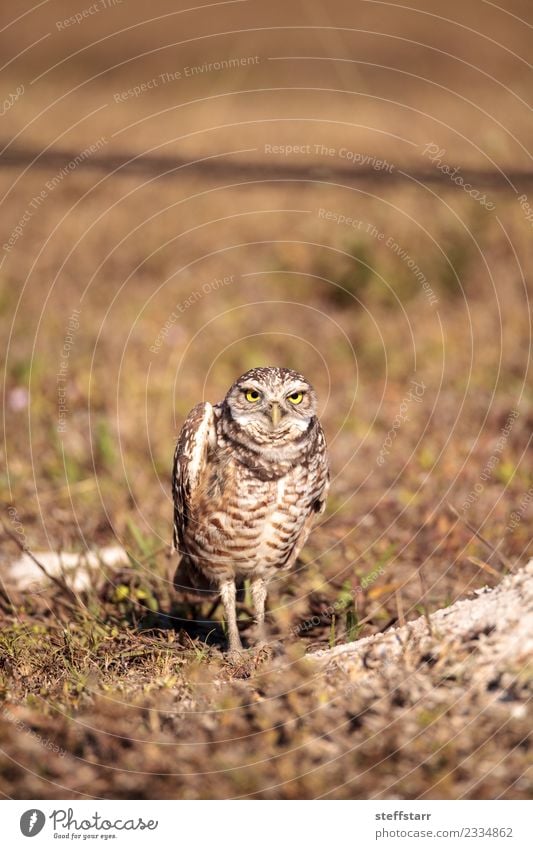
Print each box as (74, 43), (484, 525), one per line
(184, 429), (325, 579)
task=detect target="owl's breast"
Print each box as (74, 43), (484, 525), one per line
(183, 457), (315, 578)
(252, 472), (305, 569)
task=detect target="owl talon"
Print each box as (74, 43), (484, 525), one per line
(226, 648), (245, 664)
(254, 639), (284, 657)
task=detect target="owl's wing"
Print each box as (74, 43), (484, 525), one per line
(310, 421), (330, 516)
(284, 424), (330, 570)
(172, 401), (217, 552)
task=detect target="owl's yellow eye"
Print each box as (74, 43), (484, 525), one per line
(245, 389), (261, 403)
(288, 391), (304, 405)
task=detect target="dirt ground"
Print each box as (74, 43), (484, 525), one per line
(0, 0), (532, 799)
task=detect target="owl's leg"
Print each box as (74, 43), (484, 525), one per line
(219, 579), (242, 653)
(250, 577), (268, 645)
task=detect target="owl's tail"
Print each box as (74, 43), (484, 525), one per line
(173, 556), (245, 605)
(173, 556), (219, 602)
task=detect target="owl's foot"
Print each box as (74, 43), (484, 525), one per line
(225, 647), (247, 667)
(255, 638), (284, 658)
(226, 631), (244, 656)
(252, 620), (269, 647)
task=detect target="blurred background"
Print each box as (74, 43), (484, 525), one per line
(0, 0), (531, 800)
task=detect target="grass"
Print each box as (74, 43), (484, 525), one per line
(1, 193), (530, 795)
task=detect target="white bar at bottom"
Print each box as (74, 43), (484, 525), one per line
(3, 799), (532, 848)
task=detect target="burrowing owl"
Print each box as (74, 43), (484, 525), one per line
(172, 366), (329, 652)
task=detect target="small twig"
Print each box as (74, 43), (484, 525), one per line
(417, 565), (433, 636)
(0, 582), (15, 614)
(395, 588), (405, 628)
(24, 478), (96, 501)
(447, 502), (513, 571)
(377, 616), (398, 634)
(1, 519), (80, 608)
(126, 543), (170, 567)
(466, 556), (501, 579)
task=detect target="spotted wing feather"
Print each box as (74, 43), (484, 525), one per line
(172, 401), (216, 552)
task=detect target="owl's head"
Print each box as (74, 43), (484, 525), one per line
(223, 366), (318, 447)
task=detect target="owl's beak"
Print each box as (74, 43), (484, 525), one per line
(270, 402), (282, 427)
